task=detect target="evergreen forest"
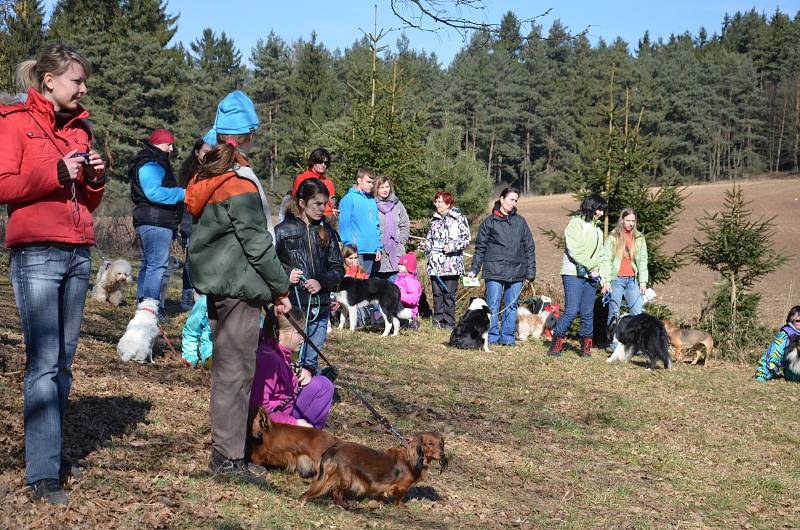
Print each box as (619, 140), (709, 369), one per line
(1, 1), (799, 209)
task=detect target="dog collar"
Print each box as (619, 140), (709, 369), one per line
(139, 306), (158, 317)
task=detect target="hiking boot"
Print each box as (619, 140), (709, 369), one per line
(208, 449), (269, 487)
(180, 289), (195, 312)
(29, 478), (68, 505)
(579, 337), (593, 357)
(547, 336), (565, 357)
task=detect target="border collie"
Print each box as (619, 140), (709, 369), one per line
(449, 298), (492, 352)
(784, 334), (800, 380)
(607, 313), (672, 370)
(332, 277), (412, 336)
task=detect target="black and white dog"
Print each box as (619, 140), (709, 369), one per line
(449, 298), (492, 352)
(607, 313), (672, 370)
(332, 277), (412, 336)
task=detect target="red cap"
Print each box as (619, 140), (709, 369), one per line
(149, 128), (175, 145)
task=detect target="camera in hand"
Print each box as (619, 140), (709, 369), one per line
(71, 152), (91, 165)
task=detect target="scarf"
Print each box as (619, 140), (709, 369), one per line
(376, 194), (400, 269)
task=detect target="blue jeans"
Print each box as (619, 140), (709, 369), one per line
(135, 225), (174, 303)
(11, 244), (91, 484)
(606, 276), (644, 324)
(485, 280), (523, 345)
(299, 307), (330, 373)
(181, 238), (192, 291)
(552, 274), (597, 338)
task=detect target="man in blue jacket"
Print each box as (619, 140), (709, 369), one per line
(128, 128), (184, 313)
(338, 168), (383, 277)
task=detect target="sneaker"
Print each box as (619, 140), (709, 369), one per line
(180, 289), (195, 312)
(29, 478), (68, 505)
(208, 449), (269, 487)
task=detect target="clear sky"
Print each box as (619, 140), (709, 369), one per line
(44, 1), (798, 66)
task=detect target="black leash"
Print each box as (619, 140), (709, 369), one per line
(284, 312), (407, 445)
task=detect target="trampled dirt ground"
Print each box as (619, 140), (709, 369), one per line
(516, 177), (800, 327)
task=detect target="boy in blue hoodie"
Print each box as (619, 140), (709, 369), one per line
(338, 168), (383, 277)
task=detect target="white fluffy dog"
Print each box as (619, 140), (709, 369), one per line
(91, 259), (133, 306)
(117, 298), (160, 363)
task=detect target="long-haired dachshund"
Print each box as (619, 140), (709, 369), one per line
(300, 432), (447, 507)
(248, 406), (340, 478)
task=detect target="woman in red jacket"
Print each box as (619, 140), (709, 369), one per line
(0, 44), (105, 505)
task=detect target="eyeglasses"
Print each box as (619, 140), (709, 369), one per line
(318, 160), (331, 166)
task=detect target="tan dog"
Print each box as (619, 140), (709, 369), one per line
(662, 320), (714, 366)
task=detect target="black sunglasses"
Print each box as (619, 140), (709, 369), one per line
(318, 160), (331, 166)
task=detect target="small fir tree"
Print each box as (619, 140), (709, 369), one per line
(687, 184), (789, 358)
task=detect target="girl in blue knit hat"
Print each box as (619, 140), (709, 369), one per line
(186, 90), (291, 485)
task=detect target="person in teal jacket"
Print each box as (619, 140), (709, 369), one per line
(548, 194), (606, 357)
(600, 207), (649, 351)
(181, 294), (212, 368)
(756, 306), (800, 382)
(338, 167), (383, 277)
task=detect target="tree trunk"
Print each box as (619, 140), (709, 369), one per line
(776, 92), (788, 173)
(525, 129), (531, 194)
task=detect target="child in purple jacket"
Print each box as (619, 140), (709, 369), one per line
(395, 251), (422, 331)
(250, 310), (333, 429)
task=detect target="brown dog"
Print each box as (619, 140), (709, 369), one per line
(300, 432), (447, 507)
(662, 320), (714, 366)
(248, 406), (340, 478)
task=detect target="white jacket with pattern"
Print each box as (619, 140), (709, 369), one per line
(424, 208), (471, 277)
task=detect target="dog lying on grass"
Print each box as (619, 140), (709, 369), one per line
(662, 320), (714, 366)
(248, 406), (340, 478)
(301, 432), (447, 507)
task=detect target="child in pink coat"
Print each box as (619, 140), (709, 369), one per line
(395, 251), (422, 330)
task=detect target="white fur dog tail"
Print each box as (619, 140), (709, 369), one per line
(397, 308), (413, 320)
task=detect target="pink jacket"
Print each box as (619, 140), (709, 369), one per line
(394, 272), (421, 318)
(250, 338), (300, 425)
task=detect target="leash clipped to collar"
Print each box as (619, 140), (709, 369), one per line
(284, 312), (407, 446)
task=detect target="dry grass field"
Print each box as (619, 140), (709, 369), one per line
(1, 177), (799, 529)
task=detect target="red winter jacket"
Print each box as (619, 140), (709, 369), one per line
(0, 88), (104, 247)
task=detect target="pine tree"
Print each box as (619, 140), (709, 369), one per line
(688, 185), (789, 358)
(0, 0), (45, 93)
(247, 32), (293, 188)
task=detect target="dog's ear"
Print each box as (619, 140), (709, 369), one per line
(251, 407), (270, 441)
(408, 435), (425, 476)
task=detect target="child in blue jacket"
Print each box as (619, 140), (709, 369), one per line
(755, 305), (800, 382)
(181, 294), (212, 368)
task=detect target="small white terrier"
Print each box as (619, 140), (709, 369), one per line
(91, 259), (133, 306)
(117, 298), (160, 363)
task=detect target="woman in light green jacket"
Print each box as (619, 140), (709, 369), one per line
(600, 207), (649, 350)
(548, 194), (607, 357)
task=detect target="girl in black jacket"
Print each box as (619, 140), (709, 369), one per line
(470, 187), (536, 346)
(274, 178), (344, 372)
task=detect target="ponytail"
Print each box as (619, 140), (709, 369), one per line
(16, 43), (91, 93)
(195, 132), (252, 180)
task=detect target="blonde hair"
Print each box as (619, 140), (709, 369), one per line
(16, 43), (91, 93)
(261, 308), (298, 342)
(611, 207), (638, 261)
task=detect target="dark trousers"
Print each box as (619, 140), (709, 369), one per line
(430, 274), (459, 328)
(207, 295), (262, 460)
